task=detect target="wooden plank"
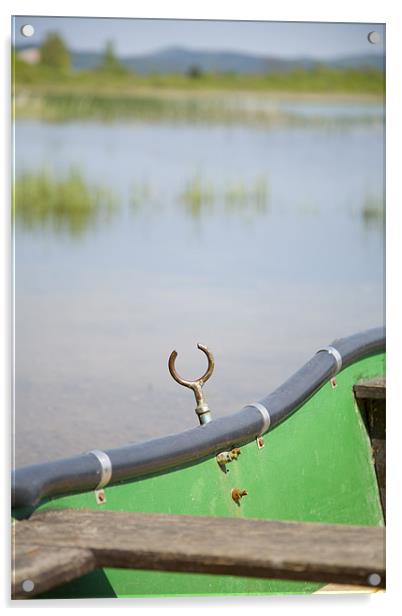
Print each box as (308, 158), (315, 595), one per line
(12, 542), (95, 599)
(314, 584), (384, 594)
(353, 378), (386, 400)
(354, 379), (386, 519)
(13, 508), (385, 596)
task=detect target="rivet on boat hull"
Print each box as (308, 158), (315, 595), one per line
(231, 488), (248, 505)
(256, 436), (264, 449)
(95, 489), (106, 505)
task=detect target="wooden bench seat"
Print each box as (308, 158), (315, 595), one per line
(12, 508), (385, 598)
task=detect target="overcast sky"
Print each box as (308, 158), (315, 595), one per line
(12, 16), (385, 59)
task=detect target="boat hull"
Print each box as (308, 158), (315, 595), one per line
(30, 351), (384, 598)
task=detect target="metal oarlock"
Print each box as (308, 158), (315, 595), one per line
(168, 343), (215, 425)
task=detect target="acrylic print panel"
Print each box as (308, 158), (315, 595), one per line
(12, 16), (385, 599)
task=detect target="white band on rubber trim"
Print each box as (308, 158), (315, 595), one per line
(247, 402), (271, 435)
(317, 345), (343, 375)
(88, 449), (112, 489)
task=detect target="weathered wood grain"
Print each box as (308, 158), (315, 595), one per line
(314, 583), (384, 594)
(353, 378), (386, 400)
(12, 542), (95, 599)
(12, 508), (385, 598)
(354, 378), (386, 519)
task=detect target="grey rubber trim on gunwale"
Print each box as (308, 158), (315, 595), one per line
(12, 327), (385, 509)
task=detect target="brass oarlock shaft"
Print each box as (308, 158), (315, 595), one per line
(168, 343), (215, 425)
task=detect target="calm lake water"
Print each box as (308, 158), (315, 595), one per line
(14, 104), (385, 467)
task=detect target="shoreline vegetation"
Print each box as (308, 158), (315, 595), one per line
(12, 36), (384, 234)
(13, 85), (383, 126)
(14, 168), (384, 235)
(13, 36), (384, 125)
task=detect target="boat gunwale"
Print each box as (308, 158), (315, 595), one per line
(12, 326), (385, 510)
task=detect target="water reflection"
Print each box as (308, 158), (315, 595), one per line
(14, 168), (119, 236)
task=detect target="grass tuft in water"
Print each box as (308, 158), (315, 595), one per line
(179, 174), (269, 219)
(179, 175), (215, 218)
(14, 167), (119, 236)
(224, 177), (269, 212)
(361, 194), (384, 225)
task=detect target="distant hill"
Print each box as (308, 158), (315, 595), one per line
(116, 47), (384, 74)
(15, 43), (384, 74)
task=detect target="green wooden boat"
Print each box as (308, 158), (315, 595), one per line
(12, 327), (385, 599)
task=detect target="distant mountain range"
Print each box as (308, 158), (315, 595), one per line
(16, 44), (384, 74)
